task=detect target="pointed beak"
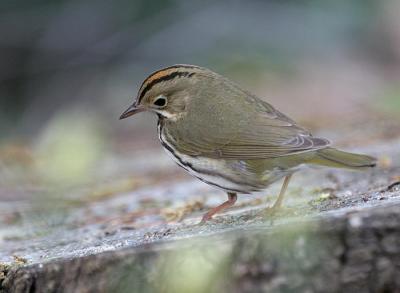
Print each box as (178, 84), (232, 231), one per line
(119, 104), (145, 120)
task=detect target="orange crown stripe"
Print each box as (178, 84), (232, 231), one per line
(137, 65), (199, 102)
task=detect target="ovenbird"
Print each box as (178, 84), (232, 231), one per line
(120, 64), (376, 222)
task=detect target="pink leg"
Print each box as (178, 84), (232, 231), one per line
(267, 174), (292, 211)
(201, 192), (237, 223)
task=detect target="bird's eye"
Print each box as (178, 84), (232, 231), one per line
(153, 96), (167, 107)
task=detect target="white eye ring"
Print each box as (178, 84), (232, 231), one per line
(153, 95), (167, 107)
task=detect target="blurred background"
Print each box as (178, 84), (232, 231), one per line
(0, 0), (400, 218)
(2, 0), (400, 135)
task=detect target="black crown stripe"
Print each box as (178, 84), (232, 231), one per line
(138, 71), (195, 102)
(137, 65), (198, 103)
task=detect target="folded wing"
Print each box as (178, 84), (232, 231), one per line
(167, 96), (330, 159)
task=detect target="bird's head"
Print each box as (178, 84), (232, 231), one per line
(120, 64), (213, 120)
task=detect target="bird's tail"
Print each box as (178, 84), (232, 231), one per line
(309, 147), (376, 170)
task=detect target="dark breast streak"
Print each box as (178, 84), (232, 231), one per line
(157, 116), (258, 194)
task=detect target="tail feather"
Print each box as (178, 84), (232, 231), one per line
(310, 147), (376, 170)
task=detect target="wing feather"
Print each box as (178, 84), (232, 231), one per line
(165, 90), (330, 159)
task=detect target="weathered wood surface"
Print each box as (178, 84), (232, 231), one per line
(0, 140), (399, 292)
(3, 201), (400, 293)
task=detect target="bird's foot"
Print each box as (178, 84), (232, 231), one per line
(200, 213), (213, 225)
(258, 205), (281, 218)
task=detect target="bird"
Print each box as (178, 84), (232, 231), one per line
(120, 64), (376, 223)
